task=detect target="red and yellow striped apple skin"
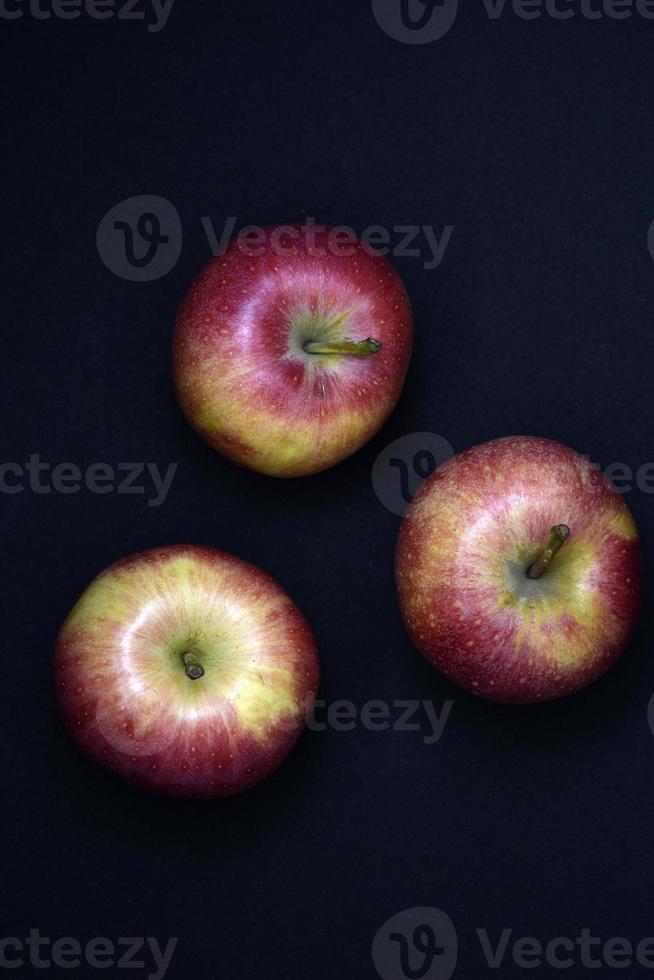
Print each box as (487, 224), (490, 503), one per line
(396, 437), (642, 704)
(55, 546), (319, 798)
(173, 225), (413, 477)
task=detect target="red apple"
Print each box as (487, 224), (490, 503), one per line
(395, 436), (642, 703)
(173, 224), (413, 477)
(55, 545), (319, 797)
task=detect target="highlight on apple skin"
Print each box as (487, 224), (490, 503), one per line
(54, 545), (319, 798)
(173, 224), (413, 478)
(395, 436), (642, 704)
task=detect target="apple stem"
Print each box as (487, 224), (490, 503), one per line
(303, 337), (382, 356)
(183, 653), (205, 680)
(527, 524), (570, 580)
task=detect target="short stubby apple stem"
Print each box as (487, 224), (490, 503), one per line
(303, 337), (382, 356)
(183, 652), (205, 680)
(527, 524), (570, 580)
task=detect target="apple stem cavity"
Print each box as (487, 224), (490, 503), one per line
(303, 337), (382, 356)
(183, 652), (205, 680)
(527, 524), (570, 580)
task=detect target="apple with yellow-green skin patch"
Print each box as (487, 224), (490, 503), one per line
(395, 436), (642, 703)
(173, 224), (413, 477)
(54, 545), (319, 797)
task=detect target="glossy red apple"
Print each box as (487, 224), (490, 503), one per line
(173, 224), (413, 477)
(55, 545), (319, 797)
(395, 436), (642, 703)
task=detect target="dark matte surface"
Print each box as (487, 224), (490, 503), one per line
(2, 2), (654, 977)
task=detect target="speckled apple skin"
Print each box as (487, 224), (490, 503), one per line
(173, 224), (413, 477)
(55, 546), (319, 798)
(395, 436), (642, 703)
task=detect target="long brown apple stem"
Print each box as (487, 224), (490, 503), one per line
(183, 653), (205, 680)
(303, 337), (382, 356)
(527, 525), (570, 580)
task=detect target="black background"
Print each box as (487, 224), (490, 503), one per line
(3, 1), (654, 978)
